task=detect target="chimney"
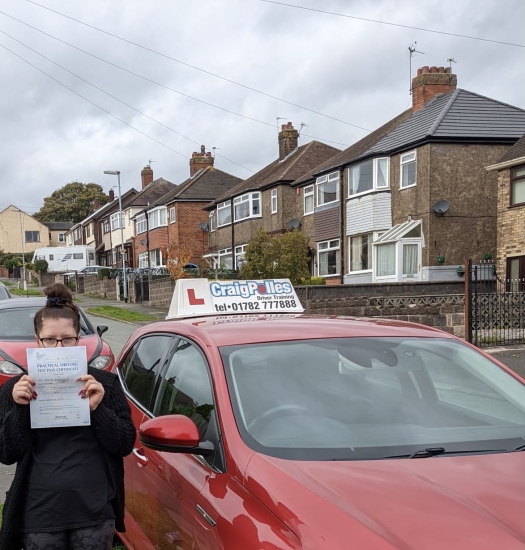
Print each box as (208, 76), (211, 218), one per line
(278, 122), (299, 161)
(189, 145), (214, 177)
(141, 165), (154, 189)
(109, 189), (115, 201)
(93, 198), (100, 210)
(412, 66), (457, 112)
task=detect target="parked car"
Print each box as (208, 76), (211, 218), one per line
(115, 279), (525, 550)
(0, 283), (12, 301)
(0, 298), (114, 387)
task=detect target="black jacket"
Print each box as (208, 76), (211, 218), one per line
(0, 368), (135, 550)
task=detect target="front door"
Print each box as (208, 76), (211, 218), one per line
(507, 255), (525, 291)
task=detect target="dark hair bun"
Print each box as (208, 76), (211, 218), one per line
(44, 283), (74, 304)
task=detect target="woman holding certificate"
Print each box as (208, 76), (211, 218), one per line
(0, 283), (135, 550)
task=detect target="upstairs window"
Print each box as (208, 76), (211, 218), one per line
(86, 225), (91, 238)
(511, 165), (525, 206)
(271, 188), (278, 214)
(25, 231), (40, 243)
(103, 219), (110, 234)
(217, 201), (231, 227)
(136, 214), (147, 235)
(316, 172), (339, 206)
(234, 192), (261, 222)
(400, 151), (417, 189)
(169, 207), (176, 223)
(304, 185), (314, 215)
(58, 233), (65, 242)
(209, 211), (216, 232)
(348, 158), (389, 197)
(111, 212), (125, 230)
(148, 207), (167, 230)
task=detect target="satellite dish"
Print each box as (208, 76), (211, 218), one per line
(199, 222), (209, 231)
(287, 219), (301, 229)
(432, 199), (450, 215)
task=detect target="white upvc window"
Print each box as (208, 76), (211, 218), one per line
(318, 239), (340, 277)
(136, 214), (147, 235)
(209, 211), (216, 232)
(218, 248), (232, 269)
(235, 244), (248, 268)
(271, 188), (278, 214)
(148, 207), (167, 230)
(349, 233), (373, 272)
(149, 249), (163, 267)
(303, 185), (314, 215)
(348, 158), (389, 197)
(138, 252), (149, 268)
(400, 150), (417, 189)
(111, 212), (125, 230)
(316, 172), (339, 206)
(217, 201), (232, 227)
(169, 207), (176, 223)
(233, 192), (261, 222)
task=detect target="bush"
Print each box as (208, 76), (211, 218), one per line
(34, 259), (48, 274)
(3, 257), (21, 273)
(299, 276), (326, 285)
(66, 278), (76, 292)
(31, 276), (39, 285)
(98, 268), (112, 280)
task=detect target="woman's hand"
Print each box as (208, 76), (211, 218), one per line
(12, 375), (37, 405)
(78, 375), (105, 411)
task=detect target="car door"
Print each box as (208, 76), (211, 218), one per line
(118, 334), (175, 550)
(149, 338), (223, 550)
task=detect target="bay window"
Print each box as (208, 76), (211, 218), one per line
(304, 185), (314, 215)
(149, 249), (163, 267)
(318, 239), (340, 276)
(148, 207), (167, 229)
(234, 192), (261, 221)
(348, 158), (389, 196)
(316, 172), (339, 206)
(349, 233), (372, 271)
(169, 207), (176, 223)
(136, 214), (147, 235)
(218, 248), (232, 269)
(138, 252), (149, 268)
(111, 212), (125, 230)
(217, 201), (231, 226)
(235, 244), (247, 268)
(400, 151), (417, 188)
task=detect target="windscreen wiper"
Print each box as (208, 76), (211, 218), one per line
(384, 447), (508, 459)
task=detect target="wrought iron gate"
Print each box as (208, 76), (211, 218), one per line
(133, 271), (149, 303)
(467, 260), (525, 347)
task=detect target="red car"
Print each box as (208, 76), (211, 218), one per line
(115, 279), (525, 550)
(0, 297), (114, 385)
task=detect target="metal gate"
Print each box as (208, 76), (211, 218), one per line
(467, 260), (525, 347)
(134, 272), (149, 303)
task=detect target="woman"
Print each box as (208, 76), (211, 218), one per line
(0, 283), (135, 550)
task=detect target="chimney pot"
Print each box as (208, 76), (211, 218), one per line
(430, 66), (438, 73)
(417, 68), (422, 76)
(422, 66), (430, 74)
(189, 145), (214, 176)
(141, 165), (154, 189)
(437, 66), (445, 73)
(93, 199), (100, 210)
(278, 122), (299, 161)
(411, 64), (457, 112)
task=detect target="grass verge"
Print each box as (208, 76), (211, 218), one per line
(9, 288), (43, 297)
(86, 306), (158, 323)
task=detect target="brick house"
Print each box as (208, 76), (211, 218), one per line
(294, 66), (525, 284)
(205, 123), (340, 270)
(134, 147), (242, 268)
(486, 133), (525, 290)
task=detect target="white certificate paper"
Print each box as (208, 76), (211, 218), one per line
(27, 346), (91, 429)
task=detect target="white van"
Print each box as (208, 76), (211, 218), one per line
(32, 246), (96, 273)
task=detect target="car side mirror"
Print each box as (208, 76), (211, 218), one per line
(139, 415), (215, 456)
(97, 325), (109, 337)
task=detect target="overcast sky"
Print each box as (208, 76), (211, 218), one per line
(0, 0), (523, 217)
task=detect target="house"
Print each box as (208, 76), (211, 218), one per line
(42, 222), (73, 247)
(486, 133), (525, 290)
(296, 66), (525, 284)
(205, 124), (340, 270)
(133, 147), (241, 268)
(0, 205), (50, 254)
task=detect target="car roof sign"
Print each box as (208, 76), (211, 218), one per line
(166, 278), (304, 319)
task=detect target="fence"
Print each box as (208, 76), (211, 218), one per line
(466, 260), (525, 347)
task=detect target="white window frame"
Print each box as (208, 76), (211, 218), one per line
(317, 238), (340, 277)
(271, 189), (278, 214)
(316, 172), (340, 207)
(235, 244), (248, 268)
(148, 206), (167, 230)
(209, 211), (216, 232)
(348, 158), (390, 198)
(218, 248), (232, 269)
(149, 249), (163, 268)
(136, 213), (147, 235)
(233, 192), (261, 222)
(400, 150), (417, 189)
(138, 252), (149, 268)
(303, 185), (314, 215)
(169, 207), (176, 223)
(217, 202), (232, 227)
(111, 212), (125, 231)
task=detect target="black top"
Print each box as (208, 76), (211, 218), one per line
(21, 426), (115, 532)
(0, 368), (135, 550)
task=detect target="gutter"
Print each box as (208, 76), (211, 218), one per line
(485, 155), (525, 171)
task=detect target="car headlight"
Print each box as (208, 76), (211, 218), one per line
(89, 356), (112, 370)
(0, 361), (25, 375)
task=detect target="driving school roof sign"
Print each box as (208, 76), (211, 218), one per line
(166, 278), (304, 319)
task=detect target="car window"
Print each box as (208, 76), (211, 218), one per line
(155, 339), (214, 440)
(0, 287), (10, 300)
(122, 335), (174, 412)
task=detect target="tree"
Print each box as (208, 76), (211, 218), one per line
(33, 182), (110, 224)
(34, 259), (49, 274)
(163, 244), (194, 281)
(240, 229), (310, 285)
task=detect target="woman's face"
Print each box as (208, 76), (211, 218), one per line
(36, 317), (80, 348)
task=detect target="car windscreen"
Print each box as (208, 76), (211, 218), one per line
(0, 306), (93, 339)
(220, 337), (525, 461)
(0, 287), (10, 301)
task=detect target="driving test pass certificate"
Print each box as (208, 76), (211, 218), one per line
(27, 346), (90, 429)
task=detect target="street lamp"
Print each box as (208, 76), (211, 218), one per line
(11, 207), (27, 291)
(103, 170), (128, 302)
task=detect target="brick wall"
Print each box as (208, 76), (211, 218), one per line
(169, 202), (210, 264)
(134, 226), (169, 266)
(82, 274), (118, 300)
(148, 277), (175, 308)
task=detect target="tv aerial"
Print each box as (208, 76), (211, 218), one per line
(408, 42), (425, 95)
